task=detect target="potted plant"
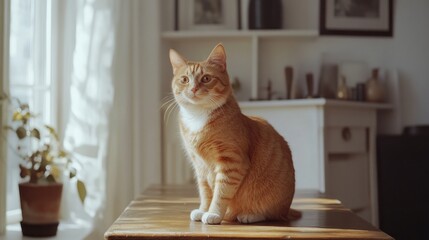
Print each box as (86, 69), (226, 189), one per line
(4, 100), (86, 237)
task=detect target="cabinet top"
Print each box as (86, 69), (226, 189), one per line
(162, 30), (318, 40)
(239, 98), (393, 110)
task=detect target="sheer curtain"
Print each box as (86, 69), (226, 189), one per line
(0, 0), (8, 234)
(0, 77), (6, 236)
(60, 0), (162, 239)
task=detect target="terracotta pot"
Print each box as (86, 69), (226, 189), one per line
(19, 182), (63, 237)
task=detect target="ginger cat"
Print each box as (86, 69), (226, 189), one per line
(169, 44), (296, 225)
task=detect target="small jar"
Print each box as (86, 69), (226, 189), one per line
(336, 76), (349, 100)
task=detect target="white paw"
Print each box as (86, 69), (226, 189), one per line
(237, 214), (265, 224)
(202, 212), (222, 225)
(190, 209), (205, 221)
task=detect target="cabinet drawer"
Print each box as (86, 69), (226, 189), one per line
(326, 127), (367, 154)
(326, 154), (370, 211)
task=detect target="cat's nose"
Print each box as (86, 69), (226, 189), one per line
(191, 87), (199, 94)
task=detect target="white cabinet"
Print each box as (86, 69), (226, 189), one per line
(240, 99), (392, 225)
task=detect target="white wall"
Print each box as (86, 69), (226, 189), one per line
(391, 0), (429, 127)
(259, 0), (429, 130)
(140, 1), (163, 190)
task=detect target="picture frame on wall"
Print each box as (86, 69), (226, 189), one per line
(175, 0), (240, 31)
(320, 0), (393, 37)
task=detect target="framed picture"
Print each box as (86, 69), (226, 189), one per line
(320, 0), (393, 37)
(175, 0), (240, 31)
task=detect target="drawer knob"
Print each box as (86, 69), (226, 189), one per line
(342, 127), (352, 141)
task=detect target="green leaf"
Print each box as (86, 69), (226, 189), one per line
(16, 126), (27, 139)
(59, 150), (68, 158)
(3, 126), (14, 132)
(22, 112), (32, 123)
(50, 165), (61, 180)
(46, 174), (57, 183)
(77, 180), (87, 204)
(31, 128), (41, 139)
(45, 125), (59, 141)
(69, 167), (77, 179)
(12, 111), (23, 121)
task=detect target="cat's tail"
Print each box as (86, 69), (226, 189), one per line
(287, 208), (302, 221)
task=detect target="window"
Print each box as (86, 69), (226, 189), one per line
(6, 0), (56, 222)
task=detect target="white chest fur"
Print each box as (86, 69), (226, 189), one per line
(179, 106), (210, 133)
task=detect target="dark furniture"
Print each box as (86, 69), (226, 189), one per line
(377, 129), (429, 240)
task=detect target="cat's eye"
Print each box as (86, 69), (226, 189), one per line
(201, 75), (211, 83)
(180, 77), (189, 84)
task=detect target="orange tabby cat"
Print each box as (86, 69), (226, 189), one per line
(169, 44), (296, 225)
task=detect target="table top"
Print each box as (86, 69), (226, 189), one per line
(104, 185), (392, 240)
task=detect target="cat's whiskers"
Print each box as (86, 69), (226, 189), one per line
(161, 95), (175, 108)
(160, 96), (175, 109)
(161, 95), (179, 125)
(164, 101), (179, 125)
(161, 94), (173, 102)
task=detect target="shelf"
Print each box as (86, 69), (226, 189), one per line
(162, 29), (319, 40)
(4, 221), (92, 240)
(239, 98), (393, 110)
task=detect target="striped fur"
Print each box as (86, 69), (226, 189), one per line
(169, 44), (296, 225)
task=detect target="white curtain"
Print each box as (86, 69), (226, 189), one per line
(61, 0), (162, 239)
(0, 89), (6, 236)
(0, 81), (7, 236)
(0, 0), (9, 234)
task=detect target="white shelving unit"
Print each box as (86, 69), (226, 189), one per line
(161, 30), (319, 39)
(160, 0), (320, 101)
(162, 29), (318, 100)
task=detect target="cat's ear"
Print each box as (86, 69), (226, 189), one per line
(169, 49), (187, 75)
(206, 43), (226, 72)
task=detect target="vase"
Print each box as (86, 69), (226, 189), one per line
(336, 76), (349, 100)
(366, 68), (385, 102)
(284, 66), (293, 99)
(248, 0), (282, 29)
(319, 64), (338, 99)
(306, 73), (315, 98)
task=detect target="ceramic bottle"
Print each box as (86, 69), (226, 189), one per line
(366, 68), (384, 102)
(336, 76), (349, 100)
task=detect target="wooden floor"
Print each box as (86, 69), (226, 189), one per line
(105, 185), (392, 240)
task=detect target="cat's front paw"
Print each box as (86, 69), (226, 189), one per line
(202, 212), (222, 225)
(190, 209), (205, 221)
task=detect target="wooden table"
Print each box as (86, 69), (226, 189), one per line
(104, 185), (392, 240)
